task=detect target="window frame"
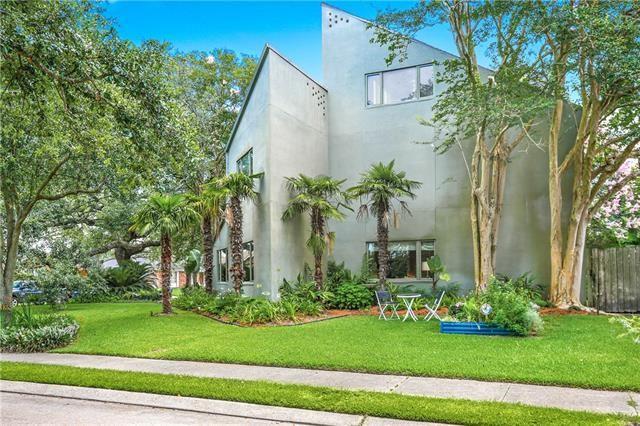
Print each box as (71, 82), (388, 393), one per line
(365, 239), (436, 282)
(242, 241), (254, 283)
(217, 248), (228, 283)
(236, 148), (253, 175)
(365, 63), (435, 108)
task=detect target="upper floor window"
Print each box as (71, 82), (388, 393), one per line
(237, 149), (253, 174)
(366, 64), (434, 107)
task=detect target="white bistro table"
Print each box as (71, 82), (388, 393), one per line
(397, 293), (421, 322)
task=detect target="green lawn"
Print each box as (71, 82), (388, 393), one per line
(0, 362), (630, 426)
(47, 303), (639, 391)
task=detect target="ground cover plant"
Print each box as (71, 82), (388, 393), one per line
(39, 303), (640, 391)
(0, 362), (631, 426)
(444, 276), (544, 335)
(0, 305), (79, 352)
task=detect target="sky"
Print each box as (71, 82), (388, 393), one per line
(103, 1), (478, 83)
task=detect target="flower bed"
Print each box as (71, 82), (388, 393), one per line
(1, 311), (79, 352)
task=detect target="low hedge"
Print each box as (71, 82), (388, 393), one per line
(0, 313), (79, 352)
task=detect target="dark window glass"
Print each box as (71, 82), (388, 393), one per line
(237, 149), (253, 175)
(242, 241), (254, 282)
(366, 240), (435, 280)
(217, 249), (228, 282)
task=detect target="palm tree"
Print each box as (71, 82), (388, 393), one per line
(217, 172), (262, 294)
(130, 194), (200, 314)
(282, 175), (350, 290)
(349, 161), (421, 289)
(189, 184), (226, 293)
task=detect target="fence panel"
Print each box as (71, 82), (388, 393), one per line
(587, 246), (639, 313)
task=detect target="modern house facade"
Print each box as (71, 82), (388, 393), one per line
(213, 4), (575, 298)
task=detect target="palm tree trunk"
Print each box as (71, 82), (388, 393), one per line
(201, 212), (214, 293)
(377, 209), (389, 289)
(311, 207), (324, 291)
(229, 196), (244, 294)
(160, 232), (173, 314)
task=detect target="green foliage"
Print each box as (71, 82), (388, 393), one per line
(101, 261), (155, 295)
(349, 160), (422, 221)
(0, 306), (78, 352)
(610, 316), (640, 344)
(174, 287), (324, 326)
(329, 282), (373, 310)
(280, 274), (333, 304)
(447, 277), (543, 336)
(130, 194), (200, 239)
(35, 267), (85, 310)
(495, 272), (549, 307)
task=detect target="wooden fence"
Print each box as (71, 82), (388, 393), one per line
(585, 246), (640, 313)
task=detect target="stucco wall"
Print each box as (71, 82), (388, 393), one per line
(321, 4), (576, 291)
(216, 48), (329, 299)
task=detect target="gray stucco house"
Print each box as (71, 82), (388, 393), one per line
(213, 3), (569, 299)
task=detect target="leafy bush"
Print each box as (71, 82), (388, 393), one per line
(446, 277), (543, 336)
(1, 305), (79, 352)
(280, 274), (333, 304)
(610, 316), (640, 344)
(495, 272), (550, 307)
(102, 261), (155, 294)
(36, 267), (85, 310)
(329, 282), (372, 310)
(174, 287), (324, 325)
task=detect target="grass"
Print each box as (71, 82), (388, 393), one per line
(44, 303), (640, 391)
(0, 362), (631, 426)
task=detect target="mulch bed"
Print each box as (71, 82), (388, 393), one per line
(539, 307), (593, 316)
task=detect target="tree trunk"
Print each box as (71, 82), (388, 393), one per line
(311, 207), (324, 291)
(201, 212), (215, 293)
(1, 219), (21, 326)
(376, 207), (389, 289)
(160, 233), (173, 315)
(548, 97), (566, 305)
(229, 196), (244, 294)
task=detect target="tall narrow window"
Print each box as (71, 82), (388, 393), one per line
(419, 65), (434, 98)
(420, 241), (435, 278)
(242, 241), (254, 282)
(217, 249), (228, 282)
(237, 149), (253, 175)
(367, 74), (381, 106)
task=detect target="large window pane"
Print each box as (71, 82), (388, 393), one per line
(419, 65), (434, 98)
(242, 241), (254, 282)
(421, 241), (435, 279)
(383, 67), (416, 104)
(237, 149), (253, 175)
(367, 74), (381, 106)
(217, 249), (228, 282)
(367, 241), (417, 279)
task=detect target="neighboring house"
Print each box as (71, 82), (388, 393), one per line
(213, 4), (575, 299)
(102, 257), (204, 289)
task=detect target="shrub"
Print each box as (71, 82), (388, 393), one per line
(102, 261), (155, 295)
(280, 274), (333, 304)
(446, 277), (543, 336)
(329, 282), (372, 310)
(36, 267), (85, 310)
(173, 286), (215, 310)
(610, 316), (640, 344)
(1, 305), (79, 352)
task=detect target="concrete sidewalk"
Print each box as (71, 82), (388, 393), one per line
(2, 352), (638, 415)
(1, 380), (443, 425)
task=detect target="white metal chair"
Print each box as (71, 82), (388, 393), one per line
(375, 290), (400, 320)
(424, 290), (445, 321)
